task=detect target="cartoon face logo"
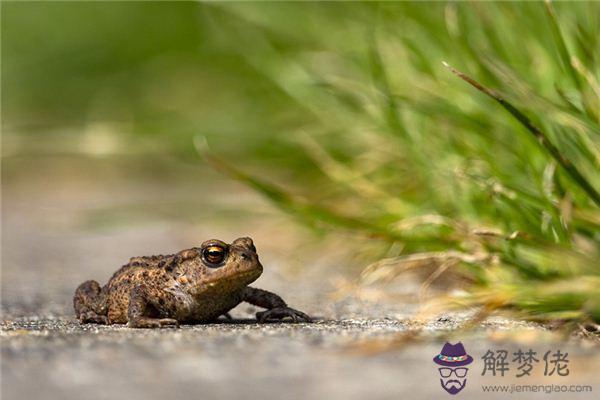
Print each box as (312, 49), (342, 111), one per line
(433, 342), (473, 395)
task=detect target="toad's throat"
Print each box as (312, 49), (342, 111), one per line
(194, 269), (261, 293)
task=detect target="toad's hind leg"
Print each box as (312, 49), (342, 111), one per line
(127, 284), (179, 329)
(74, 280), (109, 324)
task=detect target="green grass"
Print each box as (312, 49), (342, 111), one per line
(199, 2), (600, 326)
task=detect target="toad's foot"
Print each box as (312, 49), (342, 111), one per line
(256, 307), (312, 323)
(128, 317), (180, 329)
(78, 311), (109, 325)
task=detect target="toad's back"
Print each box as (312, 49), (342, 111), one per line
(104, 254), (175, 323)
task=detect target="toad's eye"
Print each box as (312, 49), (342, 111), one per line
(202, 245), (226, 266)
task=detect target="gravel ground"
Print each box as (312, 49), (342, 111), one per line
(2, 314), (599, 400)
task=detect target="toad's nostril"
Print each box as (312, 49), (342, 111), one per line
(241, 252), (251, 261)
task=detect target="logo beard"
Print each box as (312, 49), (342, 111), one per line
(440, 378), (467, 395)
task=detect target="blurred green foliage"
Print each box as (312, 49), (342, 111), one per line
(3, 2), (310, 163)
(3, 2), (600, 324)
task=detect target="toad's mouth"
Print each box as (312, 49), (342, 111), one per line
(203, 269), (261, 288)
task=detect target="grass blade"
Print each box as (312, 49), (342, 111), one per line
(443, 62), (600, 207)
(544, 0), (582, 91)
(196, 137), (456, 245)
(545, 0), (598, 121)
(368, 32), (405, 137)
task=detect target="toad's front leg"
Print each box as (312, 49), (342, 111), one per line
(242, 286), (311, 323)
(127, 284), (179, 328)
(74, 280), (109, 324)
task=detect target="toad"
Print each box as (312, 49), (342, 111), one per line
(74, 237), (311, 328)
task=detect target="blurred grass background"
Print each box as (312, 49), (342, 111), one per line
(3, 2), (600, 326)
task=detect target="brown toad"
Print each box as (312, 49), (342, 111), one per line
(74, 237), (310, 328)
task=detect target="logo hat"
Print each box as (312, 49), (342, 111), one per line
(433, 342), (473, 367)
